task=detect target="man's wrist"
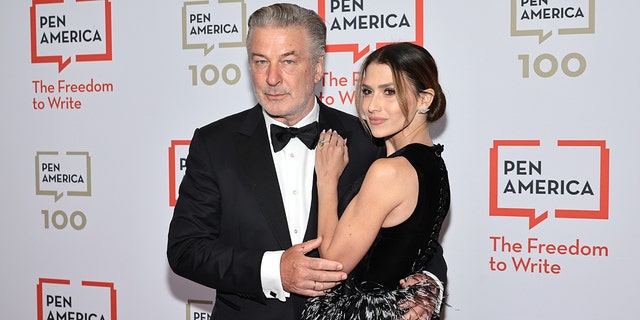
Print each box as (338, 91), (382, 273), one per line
(260, 250), (289, 301)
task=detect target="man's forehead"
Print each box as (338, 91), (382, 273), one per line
(249, 27), (310, 56)
(250, 25), (306, 39)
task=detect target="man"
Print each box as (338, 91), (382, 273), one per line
(167, 3), (446, 319)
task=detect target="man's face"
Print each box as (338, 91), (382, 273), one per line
(248, 26), (324, 126)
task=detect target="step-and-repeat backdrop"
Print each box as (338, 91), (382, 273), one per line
(2, 1), (638, 319)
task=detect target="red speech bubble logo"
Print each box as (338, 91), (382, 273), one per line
(37, 278), (117, 320)
(318, 0), (424, 62)
(169, 140), (191, 206)
(489, 140), (609, 229)
(30, 0), (113, 72)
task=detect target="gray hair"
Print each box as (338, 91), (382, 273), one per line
(247, 3), (326, 63)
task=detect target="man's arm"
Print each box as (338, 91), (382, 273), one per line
(167, 128), (347, 299)
(398, 244), (447, 320)
(167, 128), (265, 296)
(421, 243), (448, 287)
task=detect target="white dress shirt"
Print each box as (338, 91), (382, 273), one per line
(260, 102), (319, 301)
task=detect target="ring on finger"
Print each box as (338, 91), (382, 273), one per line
(319, 140), (327, 147)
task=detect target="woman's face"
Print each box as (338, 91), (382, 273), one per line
(360, 63), (417, 139)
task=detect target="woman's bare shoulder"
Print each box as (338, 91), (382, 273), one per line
(363, 156), (416, 187)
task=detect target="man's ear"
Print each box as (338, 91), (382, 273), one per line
(314, 55), (325, 83)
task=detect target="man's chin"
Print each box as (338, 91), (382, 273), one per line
(261, 105), (291, 119)
(261, 100), (290, 114)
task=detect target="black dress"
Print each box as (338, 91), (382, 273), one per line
(302, 143), (450, 320)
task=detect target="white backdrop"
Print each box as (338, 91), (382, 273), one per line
(2, 1), (639, 319)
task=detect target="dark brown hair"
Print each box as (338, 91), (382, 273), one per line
(356, 42), (446, 124)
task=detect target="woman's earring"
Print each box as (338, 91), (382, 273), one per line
(417, 108), (430, 114)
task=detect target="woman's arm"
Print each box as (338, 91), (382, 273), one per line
(315, 131), (418, 273)
(314, 130), (346, 259)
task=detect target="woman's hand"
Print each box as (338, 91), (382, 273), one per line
(315, 129), (349, 184)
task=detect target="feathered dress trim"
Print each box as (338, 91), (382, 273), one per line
(301, 275), (443, 320)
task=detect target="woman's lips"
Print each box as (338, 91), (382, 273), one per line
(367, 117), (385, 125)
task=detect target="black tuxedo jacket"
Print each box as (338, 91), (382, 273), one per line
(167, 100), (447, 319)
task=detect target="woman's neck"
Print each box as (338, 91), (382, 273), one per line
(385, 124), (432, 155)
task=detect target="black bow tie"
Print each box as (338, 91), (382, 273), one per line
(270, 122), (319, 152)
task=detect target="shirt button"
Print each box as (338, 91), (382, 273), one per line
(294, 229), (299, 234)
(289, 153), (295, 158)
(292, 190), (298, 195)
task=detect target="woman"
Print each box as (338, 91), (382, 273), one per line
(302, 42), (450, 320)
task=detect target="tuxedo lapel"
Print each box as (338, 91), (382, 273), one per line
(304, 173), (318, 243)
(234, 102), (359, 248)
(234, 105), (292, 249)
(304, 101), (351, 243)
(318, 104), (350, 138)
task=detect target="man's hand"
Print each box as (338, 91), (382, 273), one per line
(281, 237), (347, 297)
(398, 272), (443, 320)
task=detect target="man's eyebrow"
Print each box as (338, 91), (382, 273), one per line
(279, 50), (298, 58)
(250, 51), (298, 59)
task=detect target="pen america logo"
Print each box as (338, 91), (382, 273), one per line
(182, 0), (246, 55)
(36, 151), (92, 202)
(489, 140), (609, 229)
(30, 0), (112, 72)
(169, 140), (190, 206)
(511, 1), (594, 78)
(36, 151), (92, 230)
(511, 0), (595, 43)
(37, 278), (117, 320)
(186, 299), (213, 320)
(319, 0), (424, 62)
